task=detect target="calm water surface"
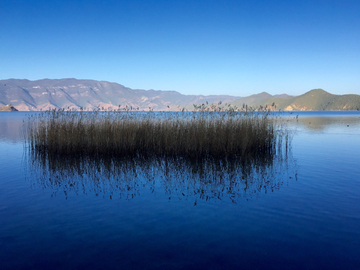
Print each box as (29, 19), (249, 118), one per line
(0, 111), (359, 269)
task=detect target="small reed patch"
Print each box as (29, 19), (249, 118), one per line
(24, 105), (289, 160)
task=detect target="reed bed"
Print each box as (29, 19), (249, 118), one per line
(25, 105), (287, 160)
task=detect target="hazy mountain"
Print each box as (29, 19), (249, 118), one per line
(231, 92), (293, 108)
(0, 79), (240, 111)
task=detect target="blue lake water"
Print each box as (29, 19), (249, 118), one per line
(0, 111), (360, 269)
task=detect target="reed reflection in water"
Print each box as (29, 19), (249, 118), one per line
(25, 147), (297, 202)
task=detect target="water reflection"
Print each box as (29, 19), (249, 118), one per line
(0, 118), (24, 142)
(296, 116), (360, 131)
(25, 149), (297, 202)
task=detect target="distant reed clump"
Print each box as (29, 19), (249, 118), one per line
(25, 104), (288, 160)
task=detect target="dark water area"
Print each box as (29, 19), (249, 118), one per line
(1, 111), (360, 269)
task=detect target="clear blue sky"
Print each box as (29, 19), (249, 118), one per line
(1, 0), (359, 96)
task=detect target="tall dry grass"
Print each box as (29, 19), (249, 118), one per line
(25, 105), (288, 160)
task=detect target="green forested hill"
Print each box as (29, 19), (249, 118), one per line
(252, 89), (360, 111)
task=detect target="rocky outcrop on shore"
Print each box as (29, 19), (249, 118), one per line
(0, 104), (18, 111)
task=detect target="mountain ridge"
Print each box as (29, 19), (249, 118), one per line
(1, 79), (359, 111)
(0, 78), (240, 111)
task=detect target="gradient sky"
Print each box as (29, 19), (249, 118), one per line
(1, 0), (359, 96)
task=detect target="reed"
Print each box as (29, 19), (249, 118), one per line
(25, 104), (288, 160)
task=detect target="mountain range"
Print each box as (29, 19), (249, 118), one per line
(0, 79), (239, 111)
(0, 79), (359, 111)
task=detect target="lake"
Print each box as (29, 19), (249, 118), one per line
(1, 111), (359, 269)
